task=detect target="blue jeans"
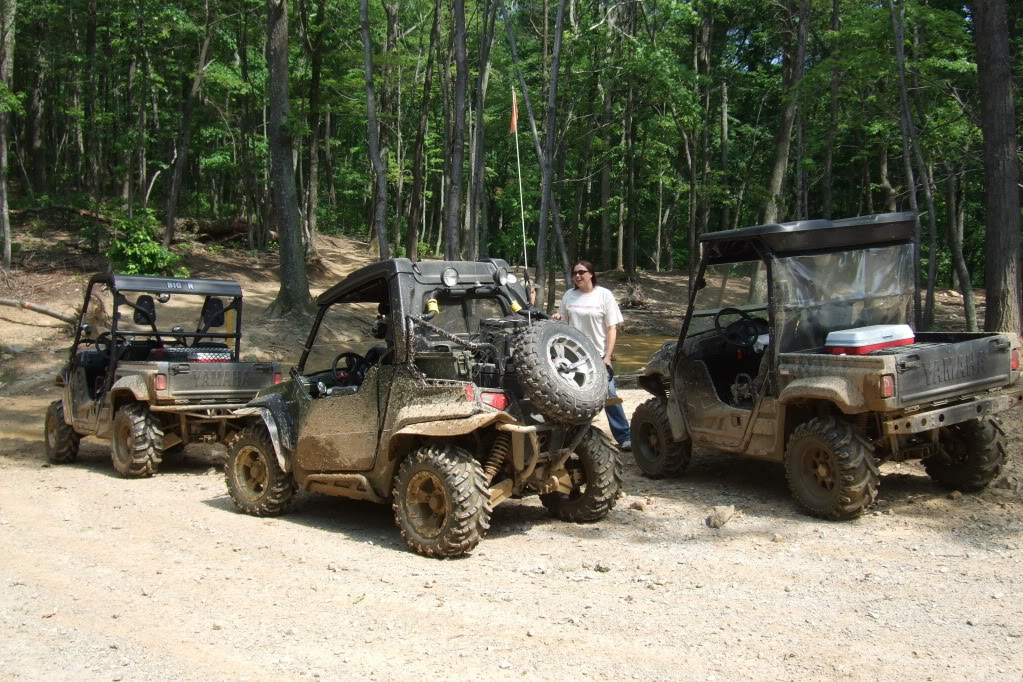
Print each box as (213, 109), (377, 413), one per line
(606, 377), (631, 445)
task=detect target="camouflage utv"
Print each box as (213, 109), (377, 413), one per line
(225, 258), (620, 557)
(631, 212), (1022, 520)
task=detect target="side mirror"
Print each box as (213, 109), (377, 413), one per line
(80, 323), (94, 338)
(696, 277), (707, 290)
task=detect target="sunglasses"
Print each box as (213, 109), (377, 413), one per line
(572, 270), (590, 276)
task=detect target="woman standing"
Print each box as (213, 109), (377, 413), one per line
(552, 261), (632, 450)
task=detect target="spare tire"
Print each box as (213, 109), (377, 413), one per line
(511, 320), (607, 423)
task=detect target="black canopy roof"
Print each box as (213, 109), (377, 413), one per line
(316, 258), (515, 306)
(89, 273), (243, 297)
(699, 212), (916, 263)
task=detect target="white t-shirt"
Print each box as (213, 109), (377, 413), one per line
(558, 285), (624, 357)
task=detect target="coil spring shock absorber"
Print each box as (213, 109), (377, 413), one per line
(852, 413), (872, 442)
(483, 432), (511, 484)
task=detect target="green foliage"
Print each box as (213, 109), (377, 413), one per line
(106, 212), (182, 276)
(4, 0), (1017, 308)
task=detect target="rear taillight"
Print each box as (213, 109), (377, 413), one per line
(463, 384), (476, 401)
(155, 374), (167, 391)
(274, 372), (283, 384)
(1012, 349), (1020, 371)
(481, 391), (509, 410)
(880, 374), (895, 398)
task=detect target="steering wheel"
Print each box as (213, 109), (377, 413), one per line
(332, 352), (368, 386)
(713, 307), (766, 347)
(95, 332), (125, 354)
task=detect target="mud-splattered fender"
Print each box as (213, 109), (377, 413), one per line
(391, 410), (515, 438)
(233, 392), (296, 472)
(636, 341), (677, 399)
(109, 376), (151, 403)
(777, 377), (866, 414)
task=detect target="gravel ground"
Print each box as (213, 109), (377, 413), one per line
(2, 387), (1022, 682)
(2, 235), (1022, 680)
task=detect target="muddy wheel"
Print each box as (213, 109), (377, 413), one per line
(512, 320), (608, 423)
(924, 417), (1005, 492)
(111, 403), (164, 478)
(225, 425), (296, 516)
(630, 398), (691, 478)
(784, 416), (878, 520)
(392, 444), (491, 558)
(44, 400), (81, 464)
(540, 426), (621, 522)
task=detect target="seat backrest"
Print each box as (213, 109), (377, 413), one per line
(134, 295), (157, 325)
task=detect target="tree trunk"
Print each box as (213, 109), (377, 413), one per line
(407, 0), (441, 261)
(821, 0), (840, 219)
(360, 0), (390, 259)
(719, 82), (730, 231)
(0, 0), (13, 272)
(888, 0), (924, 328)
(407, 0), (441, 262)
(265, 0), (313, 318)
(444, 0), (468, 260)
(761, 0), (808, 225)
(973, 0), (1021, 333)
(599, 82), (612, 271)
(83, 0), (98, 196)
(163, 3), (213, 248)
(499, 0), (569, 297)
(623, 83), (635, 275)
(26, 33), (46, 196)
(300, 0), (326, 259)
(469, 0), (497, 261)
(877, 145), (897, 211)
(944, 163), (977, 331)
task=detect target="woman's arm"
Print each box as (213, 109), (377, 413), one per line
(604, 323), (617, 365)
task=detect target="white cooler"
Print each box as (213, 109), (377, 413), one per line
(825, 324), (914, 355)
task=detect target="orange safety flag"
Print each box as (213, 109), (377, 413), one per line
(510, 88), (518, 133)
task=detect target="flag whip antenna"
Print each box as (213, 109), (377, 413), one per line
(511, 87), (529, 287)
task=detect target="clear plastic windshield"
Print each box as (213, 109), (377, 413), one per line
(772, 243), (914, 352)
(688, 260), (769, 336)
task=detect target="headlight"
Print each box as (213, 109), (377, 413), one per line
(493, 267), (509, 285)
(507, 273), (517, 284)
(442, 267), (459, 287)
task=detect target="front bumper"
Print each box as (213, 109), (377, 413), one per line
(882, 386), (1023, 436)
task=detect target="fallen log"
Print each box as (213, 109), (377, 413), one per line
(0, 298), (77, 324)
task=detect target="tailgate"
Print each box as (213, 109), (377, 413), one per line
(893, 334), (1012, 404)
(166, 361), (278, 401)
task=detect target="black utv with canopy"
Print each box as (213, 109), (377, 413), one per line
(224, 257), (621, 558)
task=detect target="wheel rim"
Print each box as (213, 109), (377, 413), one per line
(404, 470), (449, 538)
(112, 419), (132, 468)
(558, 454), (587, 500)
(46, 413), (58, 450)
(546, 334), (598, 391)
(234, 445), (270, 500)
(634, 420), (660, 469)
(800, 443), (836, 502)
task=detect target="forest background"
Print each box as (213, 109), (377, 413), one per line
(0, 0), (1018, 331)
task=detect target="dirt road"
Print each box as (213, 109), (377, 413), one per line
(2, 389), (1022, 681)
(2, 234), (1022, 680)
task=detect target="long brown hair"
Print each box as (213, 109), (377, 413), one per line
(572, 260), (598, 288)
